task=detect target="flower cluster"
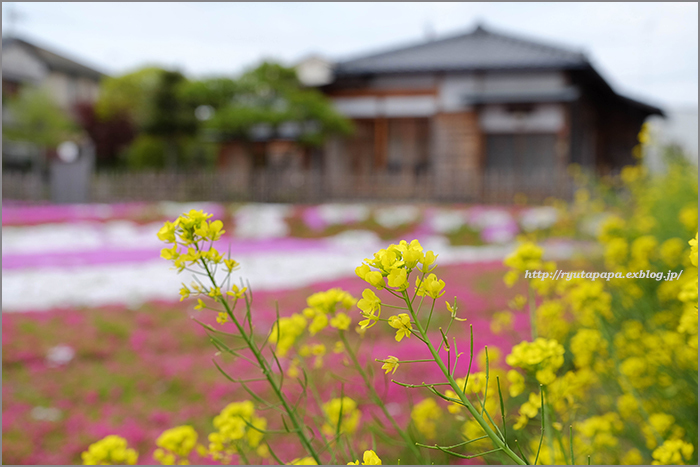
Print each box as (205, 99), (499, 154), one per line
(505, 338), (565, 385)
(302, 288), (356, 334)
(208, 401), (268, 462)
(322, 397), (361, 437)
(81, 435), (138, 465)
(153, 425), (199, 464)
(410, 398), (442, 439)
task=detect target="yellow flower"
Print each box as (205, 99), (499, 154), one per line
(268, 314), (307, 357)
(348, 450), (382, 465)
(223, 258), (240, 272)
(160, 245), (179, 261)
(490, 311), (513, 334)
(157, 221), (178, 243)
(194, 299), (207, 310)
(651, 439), (694, 465)
(506, 338), (565, 385)
(179, 284), (190, 301)
(226, 284), (247, 299)
(504, 242), (544, 272)
(411, 398), (442, 439)
(309, 313), (329, 335)
(508, 294), (527, 310)
(208, 287), (222, 299)
(356, 264), (385, 289)
(419, 250), (438, 273)
(388, 314), (412, 342)
(81, 435), (138, 465)
(507, 369), (525, 397)
(689, 232), (698, 267)
(659, 238), (685, 268)
(330, 312), (352, 331)
(415, 273), (445, 299)
(380, 356), (399, 375)
(358, 289), (381, 329)
(290, 457), (318, 465)
(387, 267), (408, 290)
(322, 397), (361, 436)
(216, 312), (229, 324)
(155, 425), (198, 463)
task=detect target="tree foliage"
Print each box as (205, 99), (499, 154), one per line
(3, 86), (79, 147)
(96, 62), (351, 169)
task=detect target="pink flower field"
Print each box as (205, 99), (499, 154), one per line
(2, 201), (580, 464)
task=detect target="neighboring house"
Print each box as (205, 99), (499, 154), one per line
(312, 24), (664, 180)
(2, 36), (105, 171)
(2, 36), (104, 110)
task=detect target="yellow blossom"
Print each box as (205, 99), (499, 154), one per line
(388, 314), (412, 342)
(81, 435), (138, 465)
(226, 284), (247, 299)
(322, 397), (361, 436)
(347, 450), (382, 465)
(330, 312), (352, 331)
(380, 356), (399, 375)
(411, 398), (442, 439)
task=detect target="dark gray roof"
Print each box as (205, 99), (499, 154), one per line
(3, 36), (105, 81)
(335, 25), (588, 75)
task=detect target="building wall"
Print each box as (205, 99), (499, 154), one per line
(324, 70), (572, 175)
(432, 112), (482, 173)
(43, 72), (100, 111)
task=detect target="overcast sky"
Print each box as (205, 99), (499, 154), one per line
(3, 2), (697, 109)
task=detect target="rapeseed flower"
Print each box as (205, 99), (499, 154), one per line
(81, 435), (138, 465)
(154, 425), (198, 464)
(388, 314), (412, 342)
(411, 398), (441, 439)
(322, 397), (361, 436)
(380, 356), (399, 375)
(347, 450), (382, 465)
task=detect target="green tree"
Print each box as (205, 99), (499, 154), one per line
(97, 67), (198, 170)
(3, 86), (78, 147)
(184, 61), (352, 146)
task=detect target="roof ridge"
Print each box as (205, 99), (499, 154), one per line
(478, 25), (586, 59)
(337, 23), (586, 69)
(336, 26), (480, 66)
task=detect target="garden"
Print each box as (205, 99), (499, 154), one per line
(2, 151), (698, 465)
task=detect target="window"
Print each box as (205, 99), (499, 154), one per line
(485, 133), (557, 173)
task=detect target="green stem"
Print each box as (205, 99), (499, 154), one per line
(199, 255), (321, 464)
(339, 332), (425, 463)
(400, 291), (527, 465)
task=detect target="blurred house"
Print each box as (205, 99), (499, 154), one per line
(306, 24), (663, 179)
(2, 36), (104, 109)
(2, 36), (105, 172)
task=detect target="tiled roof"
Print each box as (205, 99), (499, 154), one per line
(335, 25), (588, 75)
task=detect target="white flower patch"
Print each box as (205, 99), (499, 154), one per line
(519, 207), (559, 232)
(233, 204), (292, 239)
(429, 209), (468, 234)
(326, 230), (382, 249)
(1, 220), (167, 255)
(467, 208), (514, 230)
(30, 407), (62, 422)
(373, 205), (420, 229)
(318, 204), (370, 225)
(46, 345), (75, 367)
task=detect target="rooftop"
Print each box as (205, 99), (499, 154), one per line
(3, 36), (105, 81)
(334, 24), (589, 75)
